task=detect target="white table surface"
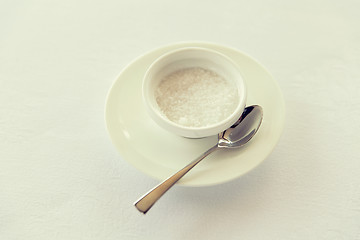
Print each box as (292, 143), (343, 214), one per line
(1, 0), (360, 239)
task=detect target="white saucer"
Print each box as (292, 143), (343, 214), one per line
(105, 42), (285, 187)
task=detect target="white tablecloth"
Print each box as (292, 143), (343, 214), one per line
(1, 1), (359, 239)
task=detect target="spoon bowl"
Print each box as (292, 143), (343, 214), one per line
(218, 105), (263, 148)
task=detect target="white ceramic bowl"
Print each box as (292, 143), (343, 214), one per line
(142, 47), (247, 138)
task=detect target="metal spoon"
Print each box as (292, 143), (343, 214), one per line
(134, 105), (263, 214)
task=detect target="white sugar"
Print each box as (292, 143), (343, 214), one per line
(155, 67), (239, 127)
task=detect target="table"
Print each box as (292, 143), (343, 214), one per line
(1, 0), (359, 239)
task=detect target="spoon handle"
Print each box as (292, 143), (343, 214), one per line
(134, 144), (218, 214)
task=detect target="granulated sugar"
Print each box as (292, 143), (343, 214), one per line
(155, 67), (239, 127)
